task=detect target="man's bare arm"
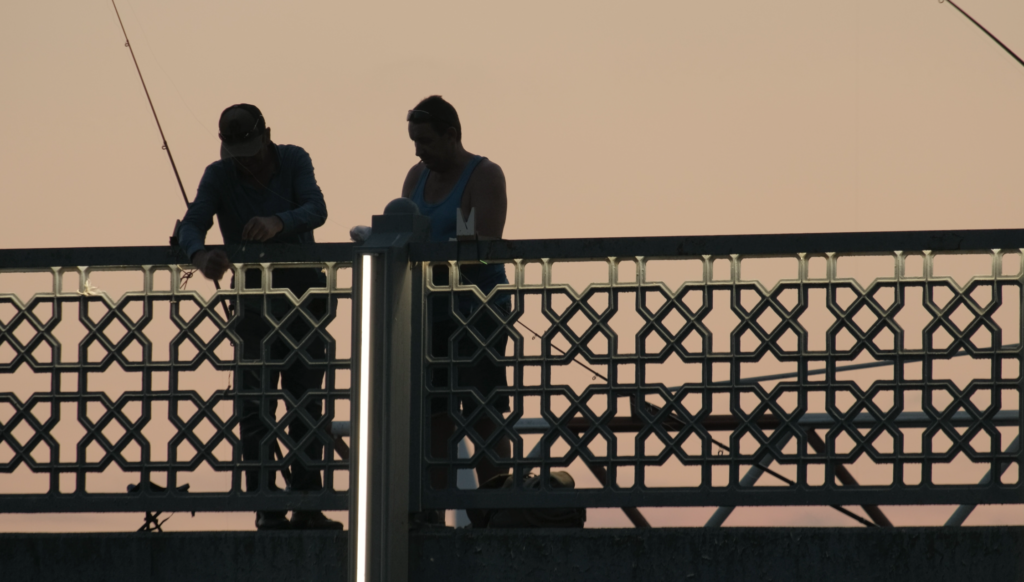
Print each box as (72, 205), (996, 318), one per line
(463, 161), (507, 240)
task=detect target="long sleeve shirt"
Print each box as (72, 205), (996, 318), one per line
(178, 143), (328, 261)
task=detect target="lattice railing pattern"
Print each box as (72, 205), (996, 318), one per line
(422, 250), (1024, 508)
(0, 262), (351, 512)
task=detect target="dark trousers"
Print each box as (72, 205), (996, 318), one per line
(234, 274), (328, 494)
(429, 312), (511, 416)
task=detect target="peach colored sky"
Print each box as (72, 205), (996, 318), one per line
(2, 0), (1024, 250)
(2, 0), (1024, 531)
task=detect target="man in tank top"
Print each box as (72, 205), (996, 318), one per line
(401, 96), (511, 513)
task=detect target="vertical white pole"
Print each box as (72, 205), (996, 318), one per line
(355, 254), (373, 582)
(349, 199), (427, 582)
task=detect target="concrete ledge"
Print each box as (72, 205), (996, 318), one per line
(0, 531), (346, 582)
(411, 527), (1024, 582)
(2, 527), (1022, 582)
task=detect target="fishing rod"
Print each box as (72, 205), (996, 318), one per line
(111, 0), (234, 298)
(112, 0), (333, 258)
(111, 0), (189, 208)
(941, 0), (1024, 70)
(109, 3), (245, 335)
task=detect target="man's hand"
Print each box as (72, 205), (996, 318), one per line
(193, 249), (231, 281)
(242, 216), (284, 241)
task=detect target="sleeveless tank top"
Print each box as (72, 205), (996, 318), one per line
(410, 156), (510, 309)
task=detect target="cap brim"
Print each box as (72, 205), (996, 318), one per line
(220, 137), (263, 160)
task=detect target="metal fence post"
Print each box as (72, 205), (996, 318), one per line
(349, 199), (430, 582)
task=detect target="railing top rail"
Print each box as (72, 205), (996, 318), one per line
(4, 228), (1023, 269)
(0, 242), (356, 269)
(411, 228), (1024, 263)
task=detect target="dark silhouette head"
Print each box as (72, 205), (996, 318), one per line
(407, 96), (463, 171)
(408, 96), (460, 138)
(219, 103), (273, 173)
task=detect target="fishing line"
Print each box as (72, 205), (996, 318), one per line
(513, 316), (879, 527)
(941, 0), (1024, 70)
(123, 1), (213, 140)
(516, 318), (610, 382)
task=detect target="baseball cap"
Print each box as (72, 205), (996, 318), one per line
(219, 104), (266, 159)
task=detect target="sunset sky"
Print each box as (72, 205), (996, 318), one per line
(1, 0), (1023, 531)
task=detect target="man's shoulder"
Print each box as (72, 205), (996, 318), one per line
(473, 157), (501, 176)
(276, 143), (308, 155)
(406, 161), (426, 178)
(463, 157), (505, 203)
(276, 143), (311, 163)
(401, 162), (426, 198)
(200, 158), (231, 180)
(471, 157), (505, 186)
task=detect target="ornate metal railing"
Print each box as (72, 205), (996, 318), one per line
(0, 244), (354, 513)
(412, 230), (1024, 516)
(4, 226), (1023, 539)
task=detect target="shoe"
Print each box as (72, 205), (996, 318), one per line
(290, 510), (345, 530)
(256, 511), (291, 531)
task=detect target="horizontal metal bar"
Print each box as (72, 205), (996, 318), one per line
(0, 243), (356, 269)
(508, 410), (1021, 433)
(410, 228), (1024, 262)
(0, 492), (348, 514)
(689, 345), (1022, 389)
(4, 228), (1021, 269)
(421, 485), (1024, 510)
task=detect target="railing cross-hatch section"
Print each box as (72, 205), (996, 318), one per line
(0, 244), (355, 514)
(3, 229), (1024, 532)
(412, 230), (1024, 516)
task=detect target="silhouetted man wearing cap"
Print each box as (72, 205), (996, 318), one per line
(178, 103), (342, 531)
